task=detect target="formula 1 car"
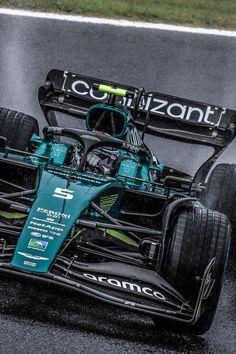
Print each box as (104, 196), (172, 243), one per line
(0, 69), (235, 334)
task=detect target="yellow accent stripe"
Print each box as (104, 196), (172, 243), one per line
(98, 84), (127, 97)
(99, 228), (138, 247)
(0, 211), (27, 219)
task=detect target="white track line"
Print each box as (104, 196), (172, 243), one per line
(0, 8), (236, 37)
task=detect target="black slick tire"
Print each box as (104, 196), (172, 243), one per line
(0, 107), (39, 150)
(154, 207), (231, 334)
(200, 163), (236, 247)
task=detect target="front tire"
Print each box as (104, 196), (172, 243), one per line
(154, 207), (231, 334)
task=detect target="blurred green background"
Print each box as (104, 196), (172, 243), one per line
(0, 0), (236, 29)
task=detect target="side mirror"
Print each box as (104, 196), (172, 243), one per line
(0, 136), (7, 149)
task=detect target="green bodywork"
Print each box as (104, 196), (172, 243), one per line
(6, 132), (125, 272)
(0, 127), (193, 274)
(11, 163), (122, 272)
(0, 102), (192, 274)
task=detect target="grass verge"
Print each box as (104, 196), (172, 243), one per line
(0, 0), (236, 29)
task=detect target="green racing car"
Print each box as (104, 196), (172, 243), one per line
(0, 69), (235, 334)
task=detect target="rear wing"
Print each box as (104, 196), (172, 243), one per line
(39, 69), (236, 151)
(39, 69), (139, 124)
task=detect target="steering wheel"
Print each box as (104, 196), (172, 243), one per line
(43, 126), (150, 171)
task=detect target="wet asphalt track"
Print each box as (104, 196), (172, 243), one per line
(0, 13), (236, 353)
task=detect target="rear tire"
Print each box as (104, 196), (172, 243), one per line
(0, 107), (39, 150)
(154, 207), (231, 334)
(200, 163), (236, 248)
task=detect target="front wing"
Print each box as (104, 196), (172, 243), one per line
(0, 248), (215, 325)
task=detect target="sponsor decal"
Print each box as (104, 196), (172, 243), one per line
(28, 229), (54, 240)
(17, 252), (49, 261)
(122, 143), (140, 153)
(31, 232), (41, 237)
(36, 208), (71, 219)
(100, 194), (118, 213)
(83, 273), (166, 301)
(28, 238), (48, 251)
(70, 80), (108, 101)
(23, 261), (36, 267)
(28, 226), (60, 239)
(41, 235), (54, 240)
(33, 217), (66, 227)
(47, 127), (63, 134)
(29, 221), (63, 232)
(64, 74), (225, 126)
